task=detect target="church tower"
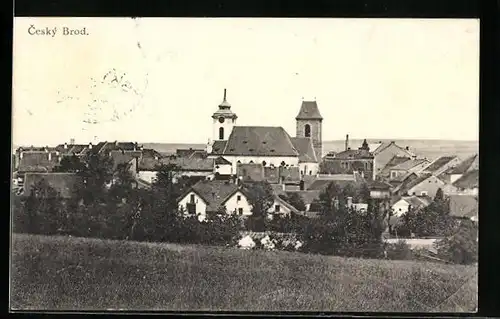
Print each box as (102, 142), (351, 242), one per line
(296, 100), (323, 160)
(211, 89), (237, 141)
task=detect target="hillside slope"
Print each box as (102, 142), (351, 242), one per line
(11, 234), (477, 312)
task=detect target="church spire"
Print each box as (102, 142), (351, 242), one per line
(219, 88), (231, 109)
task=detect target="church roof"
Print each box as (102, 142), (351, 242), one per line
(223, 126), (299, 157)
(290, 137), (318, 163)
(212, 89), (237, 119)
(211, 140), (227, 155)
(295, 101), (323, 120)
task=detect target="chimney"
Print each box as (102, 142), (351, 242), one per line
(282, 183), (286, 191)
(345, 134), (349, 151)
(140, 145), (144, 151)
(405, 146), (409, 151)
(88, 142), (93, 149)
(212, 192), (216, 200)
(133, 143), (137, 151)
(347, 196), (353, 208)
(45, 146), (49, 153)
(70, 138), (75, 145)
(64, 142), (68, 149)
(48, 152), (52, 161)
(20, 151), (23, 159)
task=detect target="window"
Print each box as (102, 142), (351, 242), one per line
(238, 208), (243, 215)
(309, 170), (312, 175)
(275, 205), (281, 212)
(421, 191), (428, 196)
(237, 195), (241, 201)
(262, 161), (267, 166)
(300, 170), (304, 175)
(219, 127), (224, 140)
(304, 124), (311, 137)
(249, 160), (254, 164)
(391, 171), (397, 178)
(281, 161), (286, 166)
(190, 194), (195, 203)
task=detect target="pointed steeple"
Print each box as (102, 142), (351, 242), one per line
(219, 88), (231, 109)
(296, 100), (323, 120)
(360, 139), (370, 151)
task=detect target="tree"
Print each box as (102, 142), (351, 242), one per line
(282, 192), (307, 211)
(355, 183), (371, 203)
(242, 181), (274, 231)
(76, 153), (114, 204)
(53, 155), (86, 173)
(436, 219), (478, 264)
(318, 182), (341, 217)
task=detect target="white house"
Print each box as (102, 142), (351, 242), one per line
(177, 180), (252, 220)
(389, 158), (431, 179)
(391, 196), (432, 217)
(421, 155), (462, 176)
(405, 174), (447, 198)
(267, 195), (300, 219)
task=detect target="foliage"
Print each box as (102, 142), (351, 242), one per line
(52, 155), (86, 173)
(435, 219), (478, 265)
(76, 153), (114, 204)
(385, 240), (414, 260)
(282, 192), (307, 211)
(242, 181), (274, 231)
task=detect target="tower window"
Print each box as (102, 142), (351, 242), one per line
(304, 124), (311, 137)
(219, 127), (224, 140)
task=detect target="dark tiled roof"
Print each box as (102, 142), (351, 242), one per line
(307, 179), (360, 191)
(295, 101), (323, 120)
(424, 156), (457, 172)
(214, 156), (231, 165)
(109, 150), (142, 170)
(452, 170), (479, 189)
(391, 171), (418, 183)
(264, 167), (280, 184)
(237, 163), (265, 182)
(286, 190), (321, 205)
(449, 154), (478, 174)
(176, 148), (205, 158)
(333, 149), (373, 160)
(392, 172), (421, 194)
(162, 157), (214, 172)
(211, 140), (227, 155)
(449, 195), (478, 218)
(402, 196), (432, 209)
(18, 152), (60, 173)
(223, 126), (298, 157)
(190, 180), (242, 212)
(142, 148), (163, 159)
(290, 137), (318, 163)
(22, 172), (83, 198)
(280, 166), (301, 184)
(398, 173), (432, 194)
(275, 196), (300, 214)
(391, 158), (429, 171)
(368, 180), (392, 190)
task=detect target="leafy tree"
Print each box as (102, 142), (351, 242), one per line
(53, 155), (86, 173)
(242, 181), (274, 231)
(77, 153), (114, 204)
(318, 182), (341, 217)
(355, 183), (371, 203)
(282, 192), (307, 211)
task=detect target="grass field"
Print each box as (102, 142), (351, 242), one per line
(10, 233), (477, 312)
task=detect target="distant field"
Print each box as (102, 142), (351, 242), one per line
(141, 139), (478, 161)
(11, 234), (477, 312)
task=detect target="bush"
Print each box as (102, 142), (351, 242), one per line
(435, 219), (478, 265)
(385, 240), (414, 260)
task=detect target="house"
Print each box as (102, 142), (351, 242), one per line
(441, 154), (478, 184)
(205, 90), (324, 173)
(176, 148), (207, 158)
(177, 180), (252, 220)
(391, 195), (432, 217)
(367, 180), (392, 199)
(214, 156), (233, 177)
(162, 157), (215, 180)
(449, 194), (478, 221)
(134, 149), (163, 184)
(267, 195), (299, 219)
(20, 172), (83, 199)
(388, 158), (431, 180)
(421, 155), (461, 176)
(372, 141), (415, 180)
(450, 169), (479, 196)
(405, 174), (447, 198)
(285, 190), (322, 212)
(320, 139), (374, 180)
(378, 156), (412, 179)
(389, 171), (418, 189)
(306, 174), (362, 192)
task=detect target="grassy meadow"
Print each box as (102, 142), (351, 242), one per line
(11, 234), (477, 312)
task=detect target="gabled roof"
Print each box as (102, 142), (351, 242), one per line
(448, 154), (478, 174)
(214, 156), (231, 165)
(368, 180), (392, 190)
(109, 150), (142, 170)
(286, 190), (321, 205)
(391, 171), (418, 183)
(391, 158), (430, 171)
(295, 101), (323, 120)
(187, 180), (244, 212)
(223, 126), (298, 157)
(211, 140), (227, 155)
(403, 173), (435, 191)
(449, 195), (478, 219)
(383, 156), (412, 171)
(162, 157), (214, 172)
(176, 148), (206, 158)
(372, 141), (414, 157)
(18, 151), (60, 173)
(400, 195), (432, 209)
(22, 172), (83, 198)
(452, 169), (479, 189)
(424, 156), (457, 173)
(392, 172), (422, 194)
(290, 137), (318, 163)
(307, 178), (361, 191)
(275, 196), (300, 214)
(331, 149), (373, 160)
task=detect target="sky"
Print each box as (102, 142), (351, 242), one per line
(12, 18), (479, 146)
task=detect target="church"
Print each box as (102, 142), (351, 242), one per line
(205, 89), (323, 178)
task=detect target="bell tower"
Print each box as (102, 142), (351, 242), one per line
(296, 100), (323, 160)
(211, 89), (237, 141)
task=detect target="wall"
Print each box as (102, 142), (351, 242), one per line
(212, 117), (236, 141)
(137, 171), (157, 184)
(450, 173), (463, 184)
(223, 191), (252, 216)
(267, 198), (293, 217)
(299, 162), (319, 177)
(392, 200), (410, 216)
(296, 120), (322, 159)
(178, 191), (207, 217)
(320, 158), (373, 180)
(226, 155), (299, 172)
(407, 175), (446, 198)
(431, 157), (462, 176)
(215, 163), (233, 175)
